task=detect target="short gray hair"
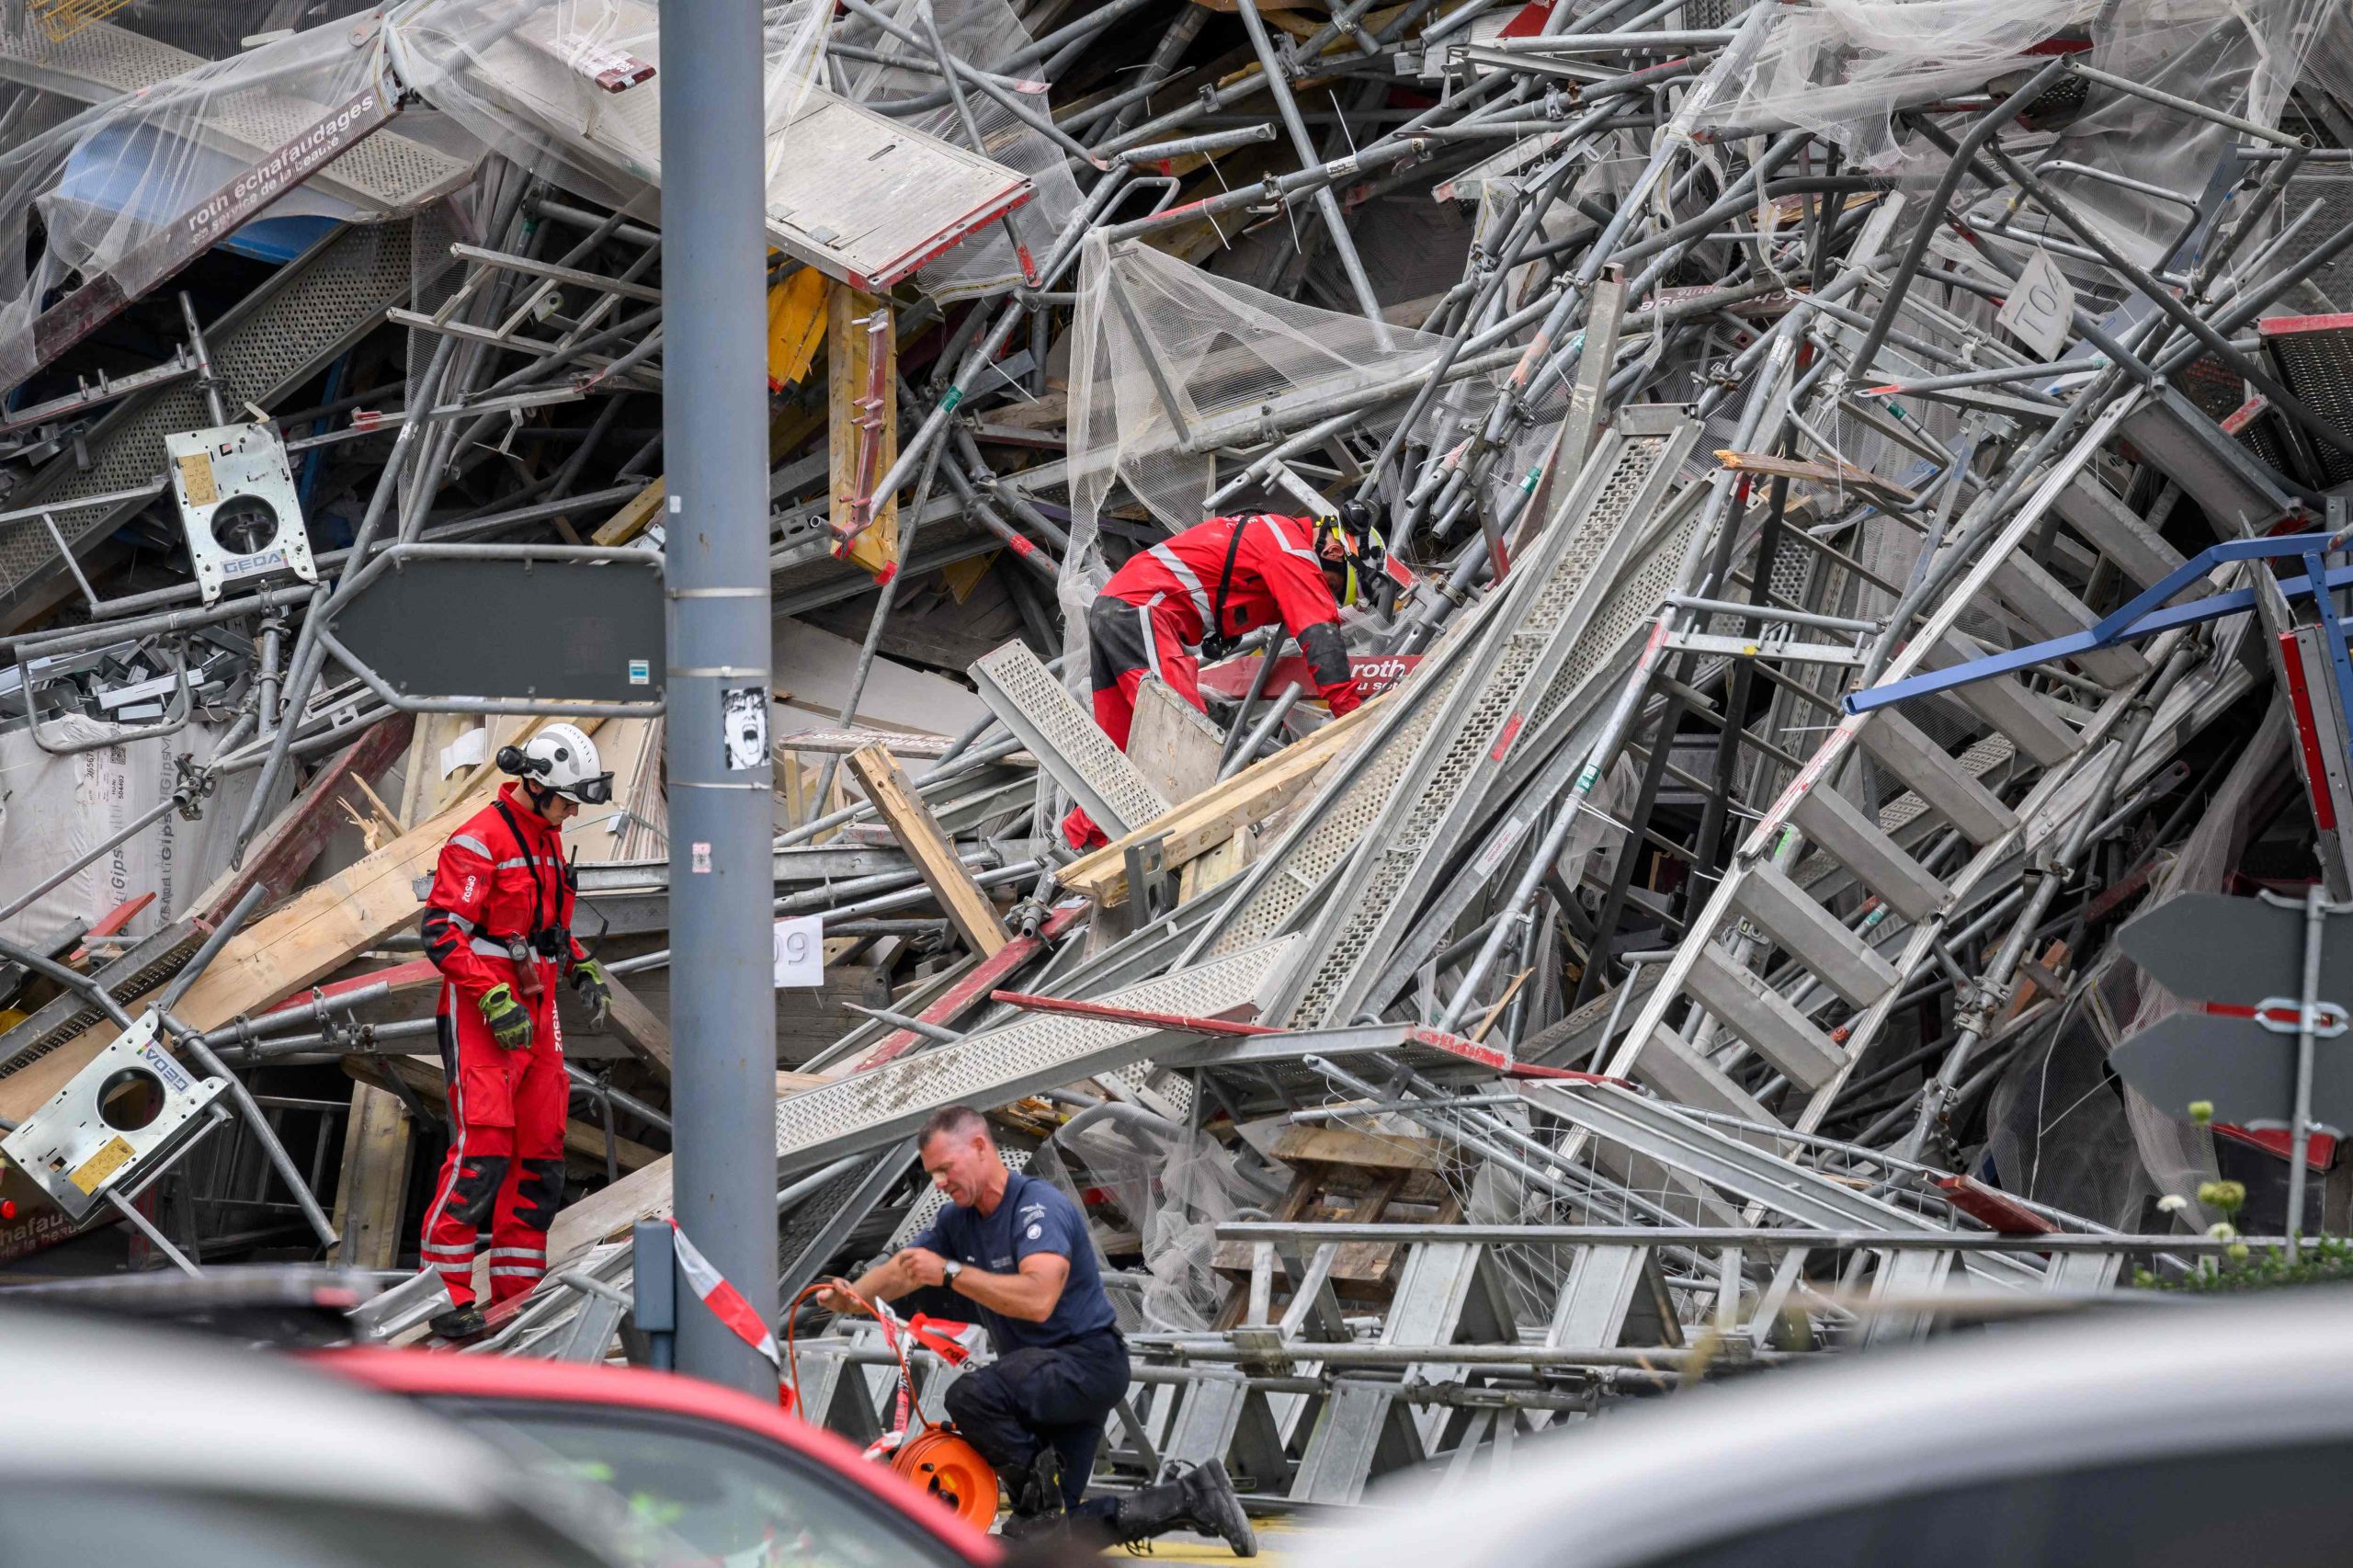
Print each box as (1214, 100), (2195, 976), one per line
(917, 1105), (991, 1147)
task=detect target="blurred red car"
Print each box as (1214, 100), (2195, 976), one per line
(324, 1351), (1001, 1568)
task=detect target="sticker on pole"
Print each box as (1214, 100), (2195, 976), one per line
(723, 686), (770, 770)
(1995, 248), (2075, 360)
(774, 915), (825, 988)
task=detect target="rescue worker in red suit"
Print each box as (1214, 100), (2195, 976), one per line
(1062, 500), (1385, 850)
(418, 722), (615, 1341)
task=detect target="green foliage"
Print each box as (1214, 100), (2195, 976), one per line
(2133, 1235), (2353, 1293)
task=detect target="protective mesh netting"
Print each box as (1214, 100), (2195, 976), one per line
(1060, 235), (1504, 672)
(0, 13), (475, 387)
(1690, 0), (2333, 176)
(2106, 699), (2293, 1227)
(1030, 1112), (1280, 1332)
(385, 0), (828, 223)
(390, 0), (1064, 298)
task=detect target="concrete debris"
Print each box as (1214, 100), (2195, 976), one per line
(0, 0), (2351, 1514)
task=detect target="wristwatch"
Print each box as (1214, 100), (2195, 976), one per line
(942, 1260), (965, 1289)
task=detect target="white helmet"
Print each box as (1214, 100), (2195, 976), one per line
(498, 722), (612, 804)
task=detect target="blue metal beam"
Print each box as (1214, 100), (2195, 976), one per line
(1847, 531), (2353, 715)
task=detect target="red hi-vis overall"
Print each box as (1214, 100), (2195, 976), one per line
(415, 782), (584, 1308)
(1064, 513), (1362, 849)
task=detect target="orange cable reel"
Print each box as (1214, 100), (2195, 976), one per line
(787, 1280), (999, 1531)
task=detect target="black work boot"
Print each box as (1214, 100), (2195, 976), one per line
(428, 1303), (488, 1342)
(1000, 1448), (1069, 1538)
(1114, 1460), (1257, 1558)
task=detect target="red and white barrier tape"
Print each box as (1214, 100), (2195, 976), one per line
(667, 1218), (781, 1369)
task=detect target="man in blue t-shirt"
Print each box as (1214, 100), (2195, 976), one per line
(821, 1104), (1255, 1554)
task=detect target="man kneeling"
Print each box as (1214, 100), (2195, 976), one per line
(822, 1106), (1255, 1554)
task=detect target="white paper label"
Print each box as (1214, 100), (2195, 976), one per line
(438, 726), (487, 779)
(773, 915), (824, 988)
(1995, 248), (2075, 360)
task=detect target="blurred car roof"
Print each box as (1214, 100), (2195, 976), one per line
(1312, 1290), (2353, 1568)
(0, 1303), (539, 1517)
(320, 1346), (1002, 1563)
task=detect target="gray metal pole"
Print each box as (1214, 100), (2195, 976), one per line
(2288, 885), (2325, 1262)
(662, 0), (778, 1397)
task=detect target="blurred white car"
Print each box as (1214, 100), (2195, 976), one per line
(1313, 1290), (2353, 1568)
(0, 1305), (623, 1568)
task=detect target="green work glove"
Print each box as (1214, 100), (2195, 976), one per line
(572, 959), (613, 1030)
(479, 983), (534, 1051)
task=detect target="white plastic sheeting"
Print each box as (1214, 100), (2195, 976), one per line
(386, 0), (1046, 291)
(0, 16), (474, 388)
(1061, 235), (1502, 668)
(1695, 0), (2342, 172)
(0, 718), (235, 948)
(382, 0), (829, 225)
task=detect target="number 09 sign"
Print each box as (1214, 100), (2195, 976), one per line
(773, 915), (824, 988)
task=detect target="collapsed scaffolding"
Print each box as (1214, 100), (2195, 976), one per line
(0, 0), (2350, 1514)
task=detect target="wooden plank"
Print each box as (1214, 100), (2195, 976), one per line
(193, 715), (414, 925)
(1058, 691), (1391, 904)
(1128, 676), (1225, 804)
(0, 737), (582, 1124)
(1715, 449), (1919, 512)
(331, 1082), (413, 1270)
(600, 971), (673, 1075)
(829, 282), (899, 581)
(596, 404), (825, 550)
(845, 744), (1007, 958)
(1177, 824), (1254, 902)
(767, 265), (829, 390)
(591, 477), (667, 548)
(1268, 1122), (1444, 1172)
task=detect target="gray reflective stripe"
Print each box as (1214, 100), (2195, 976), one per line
(1138, 602), (1164, 678)
(485, 1246), (545, 1260)
(449, 834), (494, 859)
(470, 937), (515, 959)
(438, 911), (476, 934)
(494, 855), (562, 870)
(1266, 516), (1320, 562)
(1147, 542), (1213, 631)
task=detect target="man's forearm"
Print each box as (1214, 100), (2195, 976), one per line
(949, 1267), (1056, 1323)
(845, 1261), (913, 1304)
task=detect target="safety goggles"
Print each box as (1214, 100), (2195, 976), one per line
(557, 772), (616, 806)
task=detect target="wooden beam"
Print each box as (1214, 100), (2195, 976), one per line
(194, 715), (414, 925)
(1058, 691), (1392, 904)
(332, 1083), (414, 1270)
(591, 477), (667, 547)
(1268, 1121), (1443, 1172)
(593, 401), (826, 548)
(845, 744), (1007, 957)
(828, 283), (898, 581)
(767, 266), (829, 390)
(600, 971), (673, 1076)
(1715, 449), (1920, 512)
